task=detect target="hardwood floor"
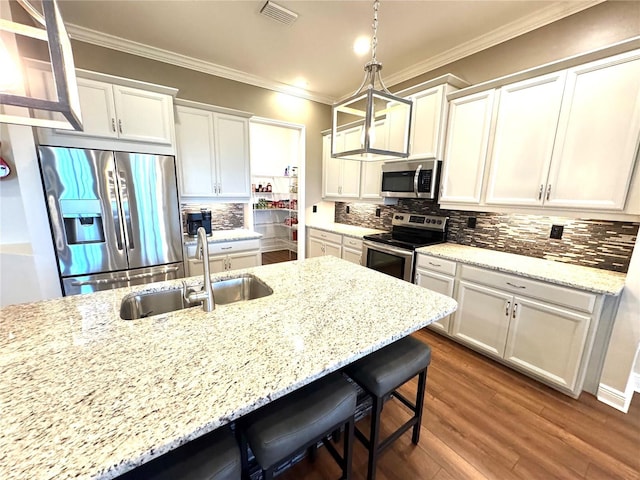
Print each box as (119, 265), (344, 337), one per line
(279, 329), (640, 480)
(262, 250), (297, 265)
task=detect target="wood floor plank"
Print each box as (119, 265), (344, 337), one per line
(272, 328), (640, 480)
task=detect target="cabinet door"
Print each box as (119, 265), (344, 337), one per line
(113, 85), (173, 144)
(546, 50), (640, 210)
(214, 113), (251, 198)
(324, 241), (342, 258)
(409, 85), (445, 159)
(307, 236), (325, 258)
(187, 258), (204, 277)
(340, 127), (362, 197)
(360, 121), (386, 199)
(176, 106), (215, 196)
(342, 247), (362, 265)
(504, 296), (591, 392)
(414, 268), (454, 333)
(208, 256), (226, 273)
(323, 134), (343, 197)
(440, 90), (495, 204)
(57, 78), (117, 139)
(227, 251), (261, 271)
(452, 280), (511, 357)
(485, 73), (565, 206)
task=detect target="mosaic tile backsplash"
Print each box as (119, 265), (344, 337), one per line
(181, 203), (244, 233)
(335, 200), (639, 273)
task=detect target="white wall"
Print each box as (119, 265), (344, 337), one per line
(598, 235), (640, 412)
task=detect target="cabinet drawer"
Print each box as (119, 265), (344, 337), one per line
(308, 228), (342, 245)
(415, 254), (457, 276)
(342, 237), (363, 250)
(187, 239), (260, 258)
(460, 264), (596, 313)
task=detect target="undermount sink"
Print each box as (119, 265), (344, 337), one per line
(120, 274), (273, 320)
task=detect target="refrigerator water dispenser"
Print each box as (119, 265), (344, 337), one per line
(60, 199), (105, 245)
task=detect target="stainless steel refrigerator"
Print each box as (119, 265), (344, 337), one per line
(38, 146), (185, 296)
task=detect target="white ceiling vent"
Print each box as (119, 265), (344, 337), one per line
(260, 1), (298, 26)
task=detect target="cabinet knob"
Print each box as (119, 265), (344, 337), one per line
(505, 301), (511, 316)
(538, 184), (543, 200)
(118, 119), (123, 134)
(111, 118), (116, 132)
(546, 184), (552, 201)
(512, 303), (518, 318)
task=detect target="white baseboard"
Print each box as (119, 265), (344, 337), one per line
(597, 384), (631, 413)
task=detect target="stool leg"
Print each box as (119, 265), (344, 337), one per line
(367, 395), (383, 480)
(412, 369), (428, 444)
(308, 442), (318, 462)
(236, 429), (251, 480)
(263, 466), (274, 480)
(343, 417), (354, 480)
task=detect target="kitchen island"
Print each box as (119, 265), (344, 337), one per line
(0, 256), (457, 480)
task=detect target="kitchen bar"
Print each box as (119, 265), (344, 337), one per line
(0, 256), (457, 480)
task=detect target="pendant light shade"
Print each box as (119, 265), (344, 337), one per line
(331, 0), (412, 161)
(0, 0), (83, 131)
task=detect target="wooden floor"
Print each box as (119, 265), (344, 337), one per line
(262, 250), (297, 265)
(279, 329), (640, 480)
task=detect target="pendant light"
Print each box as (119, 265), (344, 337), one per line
(331, 0), (412, 161)
(0, 0), (83, 131)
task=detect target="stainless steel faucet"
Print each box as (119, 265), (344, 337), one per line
(183, 227), (215, 311)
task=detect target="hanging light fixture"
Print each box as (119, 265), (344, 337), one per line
(0, 0), (82, 131)
(331, 0), (412, 161)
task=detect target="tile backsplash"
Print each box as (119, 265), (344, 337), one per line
(181, 203), (244, 232)
(335, 200), (638, 273)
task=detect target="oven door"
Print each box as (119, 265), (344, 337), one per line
(363, 240), (414, 282)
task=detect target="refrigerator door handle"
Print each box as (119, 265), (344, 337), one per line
(71, 266), (181, 286)
(107, 169), (125, 251)
(117, 171), (136, 250)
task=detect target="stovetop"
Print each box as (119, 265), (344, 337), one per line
(363, 213), (448, 250)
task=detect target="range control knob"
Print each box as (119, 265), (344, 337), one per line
(437, 220), (443, 225)
(425, 219), (431, 223)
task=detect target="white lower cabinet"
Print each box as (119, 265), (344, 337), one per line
(186, 239), (261, 276)
(503, 296), (591, 391)
(307, 228), (342, 258)
(414, 253), (603, 396)
(341, 237), (364, 265)
(414, 254), (457, 333)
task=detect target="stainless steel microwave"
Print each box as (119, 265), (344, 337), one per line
(380, 160), (440, 199)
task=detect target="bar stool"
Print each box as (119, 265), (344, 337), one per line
(346, 335), (432, 480)
(118, 425), (241, 480)
(239, 373), (357, 480)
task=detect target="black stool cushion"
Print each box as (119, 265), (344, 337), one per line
(119, 426), (240, 480)
(245, 373), (357, 470)
(347, 336), (431, 397)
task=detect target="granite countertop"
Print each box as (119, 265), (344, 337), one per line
(417, 243), (626, 296)
(0, 256), (457, 480)
(183, 229), (262, 245)
(306, 222), (388, 239)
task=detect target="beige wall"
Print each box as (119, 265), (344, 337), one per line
(69, 40), (331, 210)
(393, 1), (640, 92)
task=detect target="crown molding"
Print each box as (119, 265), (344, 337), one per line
(384, 0), (605, 89)
(67, 1), (603, 105)
(66, 24), (336, 105)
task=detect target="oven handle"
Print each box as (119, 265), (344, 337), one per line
(363, 240), (414, 259)
(413, 164), (422, 197)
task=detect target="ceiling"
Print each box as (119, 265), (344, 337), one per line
(57, 0), (602, 104)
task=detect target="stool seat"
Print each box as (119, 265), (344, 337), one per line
(347, 336), (431, 397)
(245, 373), (357, 470)
(119, 426), (240, 480)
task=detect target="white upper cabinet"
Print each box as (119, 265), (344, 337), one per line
(112, 85), (174, 144)
(485, 72), (566, 206)
(440, 47), (640, 218)
(28, 67), (178, 154)
(407, 85), (447, 159)
(545, 50), (640, 210)
(57, 78), (174, 145)
(440, 89), (495, 204)
(322, 129), (361, 199)
(176, 103), (251, 199)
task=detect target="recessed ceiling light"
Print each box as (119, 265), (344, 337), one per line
(293, 77), (308, 89)
(353, 36), (370, 56)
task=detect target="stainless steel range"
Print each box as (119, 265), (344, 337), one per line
(362, 213), (448, 282)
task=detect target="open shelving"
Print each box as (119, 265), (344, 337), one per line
(252, 175), (298, 254)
